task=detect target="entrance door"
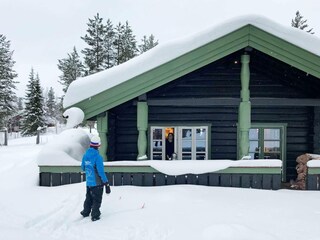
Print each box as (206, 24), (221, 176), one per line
(150, 126), (208, 160)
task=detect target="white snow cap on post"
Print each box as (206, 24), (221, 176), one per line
(63, 107), (85, 129)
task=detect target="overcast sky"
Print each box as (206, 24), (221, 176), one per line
(1, 0), (319, 98)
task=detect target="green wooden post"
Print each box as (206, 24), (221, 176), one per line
(137, 102), (148, 160)
(97, 112), (108, 161)
(238, 54), (251, 159)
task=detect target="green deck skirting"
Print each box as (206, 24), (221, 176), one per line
(39, 165), (281, 174)
(307, 167), (320, 175)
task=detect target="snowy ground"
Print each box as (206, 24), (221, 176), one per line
(1, 134), (320, 240)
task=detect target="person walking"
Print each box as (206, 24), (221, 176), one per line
(80, 135), (111, 221)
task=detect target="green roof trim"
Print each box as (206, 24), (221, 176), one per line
(70, 25), (320, 120)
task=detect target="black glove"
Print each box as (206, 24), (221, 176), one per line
(105, 183), (111, 194)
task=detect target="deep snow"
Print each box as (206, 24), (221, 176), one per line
(1, 134), (320, 240)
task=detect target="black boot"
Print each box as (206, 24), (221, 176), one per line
(80, 211), (90, 217)
(91, 216), (100, 221)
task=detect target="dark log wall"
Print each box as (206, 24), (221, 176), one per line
(108, 50), (315, 182)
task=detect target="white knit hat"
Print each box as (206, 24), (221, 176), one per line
(90, 135), (101, 147)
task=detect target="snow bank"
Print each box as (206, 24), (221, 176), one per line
(37, 129), (90, 166)
(62, 107), (85, 129)
(105, 159), (282, 175)
(63, 15), (320, 108)
(307, 159), (320, 168)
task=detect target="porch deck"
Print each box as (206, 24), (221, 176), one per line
(39, 160), (282, 190)
(307, 160), (320, 190)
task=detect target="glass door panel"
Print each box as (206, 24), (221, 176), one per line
(249, 128), (260, 159)
(196, 128), (207, 160)
(151, 128), (164, 160)
(181, 128), (192, 160)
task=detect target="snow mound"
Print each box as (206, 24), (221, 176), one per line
(63, 107), (84, 129)
(37, 129), (90, 166)
(106, 159), (282, 175)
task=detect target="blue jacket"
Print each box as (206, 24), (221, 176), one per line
(81, 147), (108, 187)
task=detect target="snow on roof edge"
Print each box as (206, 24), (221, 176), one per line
(63, 14), (320, 109)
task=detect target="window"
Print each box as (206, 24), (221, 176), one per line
(150, 126), (209, 160)
(239, 123), (287, 180)
(249, 127), (283, 160)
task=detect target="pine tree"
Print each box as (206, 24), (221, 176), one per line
(45, 87), (57, 125)
(291, 11), (315, 34)
(114, 21), (138, 65)
(17, 97), (23, 111)
(0, 34), (18, 129)
(81, 13), (108, 75)
(122, 21), (138, 63)
(114, 22), (125, 65)
(138, 34), (159, 54)
(57, 47), (84, 93)
(105, 19), (116, 69)
(21, 68), (46, 136)
(55, 97), (65, 124)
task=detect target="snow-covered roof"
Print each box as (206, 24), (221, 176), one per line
(63, 15), (320, 108)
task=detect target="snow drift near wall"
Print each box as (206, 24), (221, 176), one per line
(37, 129), (90, 166)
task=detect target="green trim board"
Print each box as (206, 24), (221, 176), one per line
(307, 167), (320, 175)
(68, 25), (320, 120)
(216, 167), (281, 174)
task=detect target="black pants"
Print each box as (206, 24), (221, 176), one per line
(82, 185), (104, 218)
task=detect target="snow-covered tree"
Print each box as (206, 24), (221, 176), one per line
(122, 21), (138, 63)
(17, 97), (23, 111)
(138, 34), (159, 54)
(55, 97), (65, 124)
(104, 19), (116, 69)
(81, 13), (108, 75)
(0, 34), (18, 129)
(43, 87), (57, 126)
(57, 47), (84, 93)
(114, 21), (138, 65)
(291, 11), (315, 34)
(113, 22), (125, 66)
(21, 68), (46, 136)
